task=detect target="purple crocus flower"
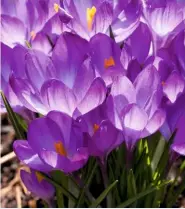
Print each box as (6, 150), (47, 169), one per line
(1, 43), (35, 122)
(106, 65), (166, 149)
(142, 1), (185, 51)
(10, 32), (107, 116)
(1, 0), (63, 53)
(58, 0), (113, 40)
(20, 169), (55, 205)
(145, 56), (185, 104)
(14, 111), (89, 173)
(76, 104), (124, 160)
(89, 33), (125, 86)
(171, 112), (185, 156)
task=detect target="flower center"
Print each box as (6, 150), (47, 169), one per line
(104, 56), (115, 69)
(93, 124), (99, 133)
(86, 6), (96, 31)
(161, 81), (165, 86)
(35, 171), (44, 183)
(54, 141), (67, 156)
(54, 3), (60, 13)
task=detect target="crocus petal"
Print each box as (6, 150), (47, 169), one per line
(13, 140), (51, 172)
(126, 59), (141, 82)
(73, 58), (95, 103)
(20, 170), (55, 201)
(31, 32), (53, 55)
(90, 120), (123, 157)
(141, 109), (166, 138)
(126, 22), (152, 63)
(145, 3), (185, 37)
(27, 116), (63, 153)
(111, 76), (136, 115)
(9, 76), (44, 113)
(52, 32), (89, 88)
(121, 104), (148, 144)
(90, 33), (123, 78)
(1, 15), (26, 48)
(41, 79), (77, 116)
(163, 71), (185, 103)
(112, 1), (140, 43)
(77, 78), (107, 115)
(92, 1), (113, 34)
(134, 65), (160, 109)
(25, 50), (57, 90)
(40, 150), (88, 173)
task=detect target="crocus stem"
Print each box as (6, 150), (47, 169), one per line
(98, 159), (112, 207)
(72, 174), (95, 203)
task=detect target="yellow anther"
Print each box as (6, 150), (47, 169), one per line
(87, 6), (96, 31)
(35, 171), (44, 183)
(93, 124), (99, 133)
(54, 3), (60, 13)
(54, 141), (67, 156)
(30, 31), (36, 40)
(104, 56), (115, 69)
(161, 81), (165, 86)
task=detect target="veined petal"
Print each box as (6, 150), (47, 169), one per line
(41, 79), (77, 116)
(77, 78), (107, 115)
(13, 140), (51, 172)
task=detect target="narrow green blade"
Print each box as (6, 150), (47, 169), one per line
(1, 91), (25, 139)
(117, 181), (170, 208)
(89, 180), (118, 208)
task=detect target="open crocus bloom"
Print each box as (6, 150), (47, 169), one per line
(106, 65), (166, 149)
(9, 32), (107, 116)
(77, 104), (124, 159)
(1, 0), (62, 51)
(142, 1), (185, 50)
(58, 0), (113, 40)
(20, 169), (55, 203)
(14, 111), (89, 173)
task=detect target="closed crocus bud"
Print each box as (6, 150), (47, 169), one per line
(20, 169), (55, 205)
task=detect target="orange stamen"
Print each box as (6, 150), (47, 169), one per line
(104, 56), (115, 69)
(35, 171), (44, 183)
(93, 124), (99, 133)
(87, 6), (96, 31)
(54, 141), (67, 156)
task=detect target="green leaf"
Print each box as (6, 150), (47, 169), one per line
(51, 170), (68, 208)
(76, 162), (97, 207)
(151, 136), (166, 173)
(1, 91), (25, 139)
(89, 180), (118, 208)
(117, 181), (170, 208)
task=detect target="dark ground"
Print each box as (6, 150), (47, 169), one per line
(1, 113), (185, 208)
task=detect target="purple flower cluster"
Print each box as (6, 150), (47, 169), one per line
(1, 0), (185, 201)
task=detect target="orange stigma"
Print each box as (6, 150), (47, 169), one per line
(30, 31), (36, 40)
(104, 56), (115, 69)
(35, 171), (44, 183)
(87, 6), (96, 31)
(161, 81), (165, 86)
(93, 124), (99, 133)
(54, 141), (67, 156)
